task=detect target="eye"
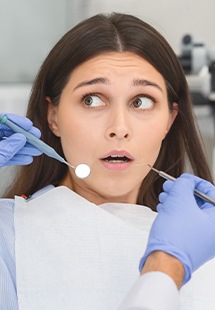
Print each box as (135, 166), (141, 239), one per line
(82, 94), (104, 107)
(132, 96), (154, 110)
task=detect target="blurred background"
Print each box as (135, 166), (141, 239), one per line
(1, 0), (215, 193)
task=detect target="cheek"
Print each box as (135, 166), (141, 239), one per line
(138, 120), (169, 158)
(58, 117), (99, 164)
(139, 117), (169, 142)
(60, 123), (80, 148)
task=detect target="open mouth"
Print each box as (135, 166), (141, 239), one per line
(102, 155), (132, 163)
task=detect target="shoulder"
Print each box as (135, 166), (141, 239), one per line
(0, 198), (15, 253)
(0, 199), (18, 308)
(0, 198), (15, 236)
(0, 198), (16, 280)
(30, 185), (55, 199)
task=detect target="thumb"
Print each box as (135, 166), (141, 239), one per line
(159, 176), (196, 212)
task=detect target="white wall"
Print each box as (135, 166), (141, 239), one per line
(1, 0), (215, 83)
(0, 0), (68, 83)
(0, 84), (31, 115)
(84, 0), (215, 54)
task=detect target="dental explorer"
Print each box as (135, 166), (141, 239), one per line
(143, 163), (215, 205)
(0, 115), (91, 179)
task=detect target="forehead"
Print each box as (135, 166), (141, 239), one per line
(69, 51), (166, 87)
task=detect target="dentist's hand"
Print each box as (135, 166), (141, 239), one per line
(0, 113), (42, 166)
(139, 174), (215, 285)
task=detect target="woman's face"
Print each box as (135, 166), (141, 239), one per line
(47, 52), (178, 204)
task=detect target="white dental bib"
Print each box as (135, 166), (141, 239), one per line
(14, 186), (215, 309)
(14, 186), (154, 309)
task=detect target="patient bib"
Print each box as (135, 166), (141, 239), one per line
(14, 186), (215, 310)
(14, 186), (154, 310)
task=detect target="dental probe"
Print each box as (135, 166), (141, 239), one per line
(147, 164), (215, 205)
(0, 115), (90, 179)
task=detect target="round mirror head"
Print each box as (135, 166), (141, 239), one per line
(75, 163), (91, 179)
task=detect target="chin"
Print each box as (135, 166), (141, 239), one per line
(99, 186), (138, 204)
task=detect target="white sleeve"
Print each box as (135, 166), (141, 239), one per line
(118, 271), (180, 310)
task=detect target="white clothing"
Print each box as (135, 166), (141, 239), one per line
(118, 271), (180, 309)
(1, 185), (215, 309)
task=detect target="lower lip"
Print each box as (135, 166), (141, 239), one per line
(100, 160), (133, 171)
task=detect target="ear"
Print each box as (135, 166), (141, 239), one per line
(163, 102), (178, 138)
(168, 102), (178, 129)
(46, 96), (61, 137)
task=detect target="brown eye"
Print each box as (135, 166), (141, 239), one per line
(83, 95), (104, 107)
(84, 96), (94, 106)
(132, 97), (154, 110)
(133, 98), (142, 108)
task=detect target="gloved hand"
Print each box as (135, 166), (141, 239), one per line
(0, 113), (42, 166)
(139, 173), (215, 285)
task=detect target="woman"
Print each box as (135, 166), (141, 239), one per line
(4, 13), (212, 204)
(1, 12), (215, 309)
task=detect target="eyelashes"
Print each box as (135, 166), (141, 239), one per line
(81, 92), (157, 111)
(131, 95), (155, 110)
(81, 93), (105, 108)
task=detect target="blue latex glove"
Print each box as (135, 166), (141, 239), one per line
(139, 173), (215, 285)
(0, 113), (42, 166)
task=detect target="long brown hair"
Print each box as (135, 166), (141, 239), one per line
(3, 13), (213, 211)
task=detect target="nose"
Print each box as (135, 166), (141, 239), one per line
(105, 108), (132, 141)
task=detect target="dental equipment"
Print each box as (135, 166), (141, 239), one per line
(137, 163), (215, 205)
(0, 115), (91, 179)
(1, 114), (215, 202)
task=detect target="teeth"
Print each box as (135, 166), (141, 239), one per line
(107, 160), (125, 163)
(104, 155), (130, 162)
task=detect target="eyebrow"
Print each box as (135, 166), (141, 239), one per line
(73, 77), (110, 90)
(73, 77), (163, 92)
(132, 79), (163, 92)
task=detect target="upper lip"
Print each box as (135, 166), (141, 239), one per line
(101, 150), (134, 161)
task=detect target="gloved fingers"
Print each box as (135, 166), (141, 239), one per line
(0, 134), (27, 166)
(18, 143), (43, 156)
(181, 174), (215, 195)
(156, 202), (163, 212)
(0, 126), (13, 138)
(0, 113), (41, 139)
(145, 173), (215, 287)
(0, 126), (41, 140)
(163, 173), (195, 193)
(203, 203), (215, 225)
(163, 175), (195, 196)
(158, 176), (196, 212)
(3, 113), (33, 130)
(0, 126), (40, 138)
(177, 175), (205, 208)
(5, 154), (34, 166)
(29, 126), (41, 138)
(180, 174), (215, 207)
(195, 180), (215, 200)
(162, 173), (211, 194)
(0, 114), (32, 137)
(158, 191), (168, 204)
(162, 179), (175, 193)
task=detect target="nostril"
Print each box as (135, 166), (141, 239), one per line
(106, 127), (132, 140)
(109, 132), (129, 138)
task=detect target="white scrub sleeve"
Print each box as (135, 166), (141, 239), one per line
(118, 271), (180, 310)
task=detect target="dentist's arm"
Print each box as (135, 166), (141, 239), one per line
(0, 114), (42, 166)
(119, 174), (215, 310)
(118, 252), (181, 310)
